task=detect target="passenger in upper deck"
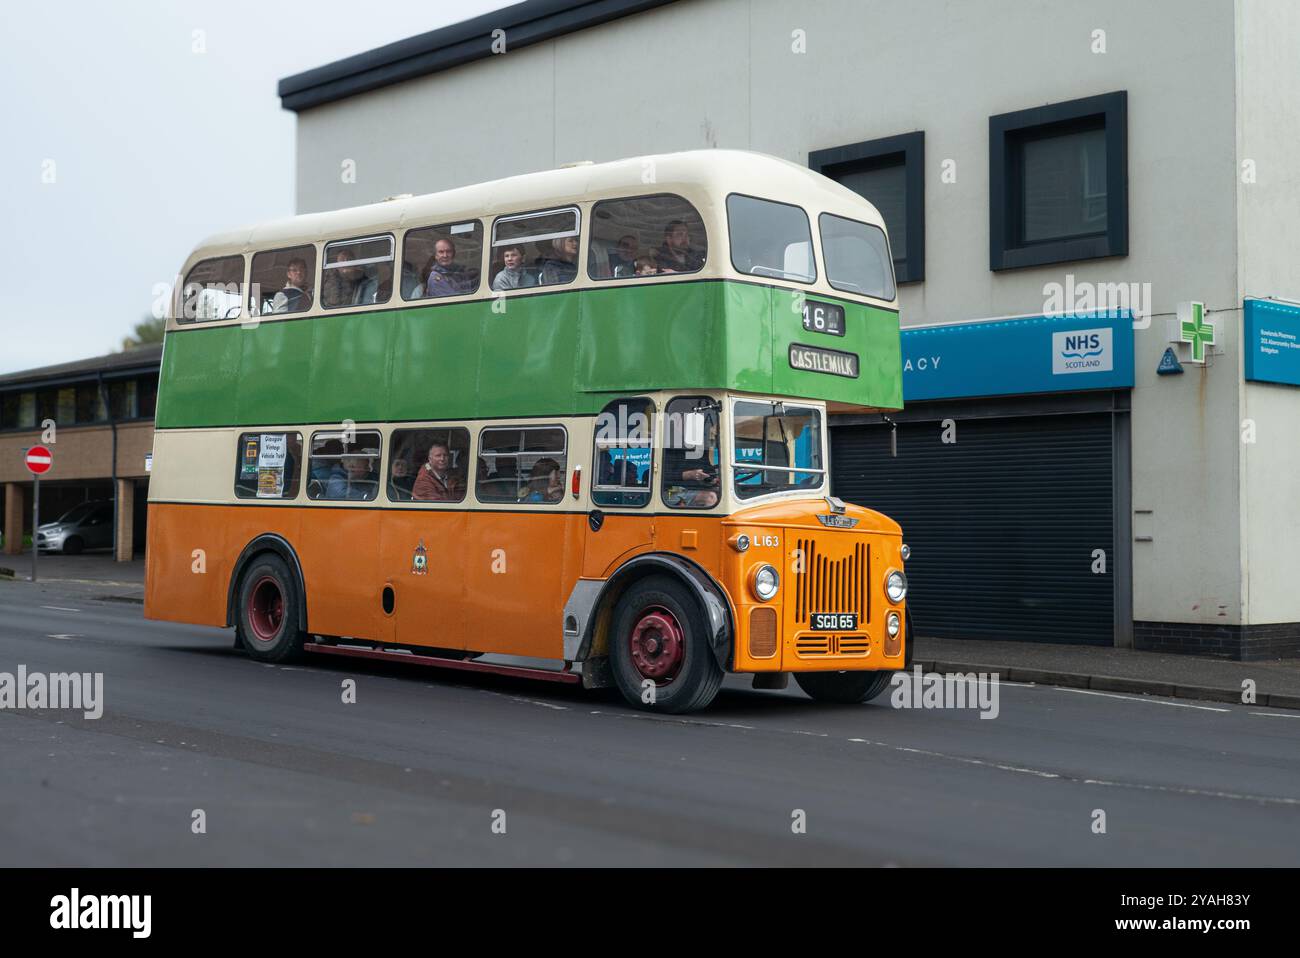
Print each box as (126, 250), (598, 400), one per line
(655, 220), (704, 273)
(322, 249), (366, 308)
(608, 235), (639, 277)
(539, 236), (579, 285)
(491, 244), (535, 291)
(634, 256), (660, 277)
(424, 238), (472, 297)
(271, 257), (312, 313)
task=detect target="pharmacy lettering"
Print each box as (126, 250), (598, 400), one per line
(788, 343), (859, 379)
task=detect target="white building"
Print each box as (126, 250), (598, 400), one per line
(277, 0), (1300, 659)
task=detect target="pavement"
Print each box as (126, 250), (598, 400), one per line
(3, 553), (1298, 710)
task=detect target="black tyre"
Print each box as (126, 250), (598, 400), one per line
(609, 575), (724, 714)
(62, 536), (84, 555)
(235, 554), (307, 663)
(795, 669), (894, 704)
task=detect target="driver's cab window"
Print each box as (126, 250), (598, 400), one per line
(250, 245), (316, 316)
(661, 396), (721, 510)
(179, 256), (245, 323)
(593, 397), (654, 508)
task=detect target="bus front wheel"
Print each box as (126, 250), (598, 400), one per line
(795, 669), (894, 705)
(610, 575), (723, 714)
(235, 554), (307, 663)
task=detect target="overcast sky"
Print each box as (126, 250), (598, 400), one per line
(0, 0), (506, 374)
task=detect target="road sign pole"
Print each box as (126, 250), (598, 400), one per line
(31, 476), (38, 583)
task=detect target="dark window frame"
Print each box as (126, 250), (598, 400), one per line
(808, 131), (925, 284)
(489, 206), (583, 290)
(179, 254), (247, 324)
(989, 91), (1128, 271)
(305, 428), (383, 502)
(386, 426), (472, 504)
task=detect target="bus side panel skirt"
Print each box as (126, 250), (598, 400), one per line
(302, 642), (582, 684)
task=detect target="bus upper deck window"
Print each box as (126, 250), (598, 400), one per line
(180, 256), (245, 323)
(587, 195), (706, 280)
(490, 208), (580, 290)
(322, 235), (394, 309)
(726, 194), (815, 284)
(819, 213), (896, 300)
(250, 245), (316, 317)
(403, 221), (482, 300)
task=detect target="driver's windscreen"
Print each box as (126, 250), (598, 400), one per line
(732, 401), (824, 500)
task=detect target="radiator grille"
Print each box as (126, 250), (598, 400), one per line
(793, 537), (869, 625)
(795, 634), (870, 657)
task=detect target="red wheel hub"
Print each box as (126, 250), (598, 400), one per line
(628, 606), (685, 683)
(247, 575), (284, 643)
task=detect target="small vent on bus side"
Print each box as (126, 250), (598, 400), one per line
(749, 607), (778, 658)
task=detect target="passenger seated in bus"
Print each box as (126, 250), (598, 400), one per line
(520, 457), (564, 503)
(634, 256), (660, 277)
(322, 249), (364, 308)
(474, 456), (492, 496)
(608, 235), (639, 277)
(655, 220), (704, 273)
(352, 264), (381, 305)
(388, 455), (416, 501)
(326, 455), (378, 500)
(539, 236), (579, 285)
(491, 244), (535, 291)
(271, 257), (312, 313)
(411, 441), (465, 501)
(423, 238), (472, 297)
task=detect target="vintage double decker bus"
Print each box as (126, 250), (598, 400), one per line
(145, 149), (909, 713)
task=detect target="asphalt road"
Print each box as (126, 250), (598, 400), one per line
(1, 583), (1298, 866)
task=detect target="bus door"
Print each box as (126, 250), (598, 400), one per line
(583, 398), (658, 577)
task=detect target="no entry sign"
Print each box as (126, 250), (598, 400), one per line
(25, 445), (52, 475)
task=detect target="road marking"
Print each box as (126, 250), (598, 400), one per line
(1080, 778), (1300, 807)
(40, 605), (80, 613)
(1248, 711), (1300, 719)
(1055, 687), (1231, 712)
(45, 634), (80, 640)
(846, 738), (1062, 779)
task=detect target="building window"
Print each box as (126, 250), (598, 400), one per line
(75, 383), (107, 423)
(809, 133), (923, 284)
(989, 91), (1128, 271)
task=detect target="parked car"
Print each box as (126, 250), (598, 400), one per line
(35, 501), (113, 554)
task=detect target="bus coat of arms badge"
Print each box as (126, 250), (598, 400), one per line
(411, 539), (428, 575)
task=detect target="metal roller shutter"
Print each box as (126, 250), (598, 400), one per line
(831, 412), (1114, 645)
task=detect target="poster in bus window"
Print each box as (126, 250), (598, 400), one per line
(255, 433), (287, 498)
(241, 438), (259, 477)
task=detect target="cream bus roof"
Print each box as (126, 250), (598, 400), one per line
(189, 149), (886, 257)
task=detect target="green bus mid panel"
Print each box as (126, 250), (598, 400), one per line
(155, 279), (901, 429)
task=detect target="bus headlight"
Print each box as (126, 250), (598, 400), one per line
(751, 564), (780, 601)
(886, 612), (901, 637)
(885, 569), (907, 604)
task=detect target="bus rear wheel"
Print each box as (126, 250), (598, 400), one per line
(795, 669), (894, 705)
(610, 575), (723, 714)
(236, 554), (307, 663)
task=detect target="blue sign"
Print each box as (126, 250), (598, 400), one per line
(1244, 298), (1300, 386)
(900, 311), (1135, 401)
(1157, 347), (1183, 375)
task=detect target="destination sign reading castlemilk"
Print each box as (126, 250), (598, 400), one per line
(789, 343), (859, 378)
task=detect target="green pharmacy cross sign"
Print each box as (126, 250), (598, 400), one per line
(1177, 301), (1216, 363)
